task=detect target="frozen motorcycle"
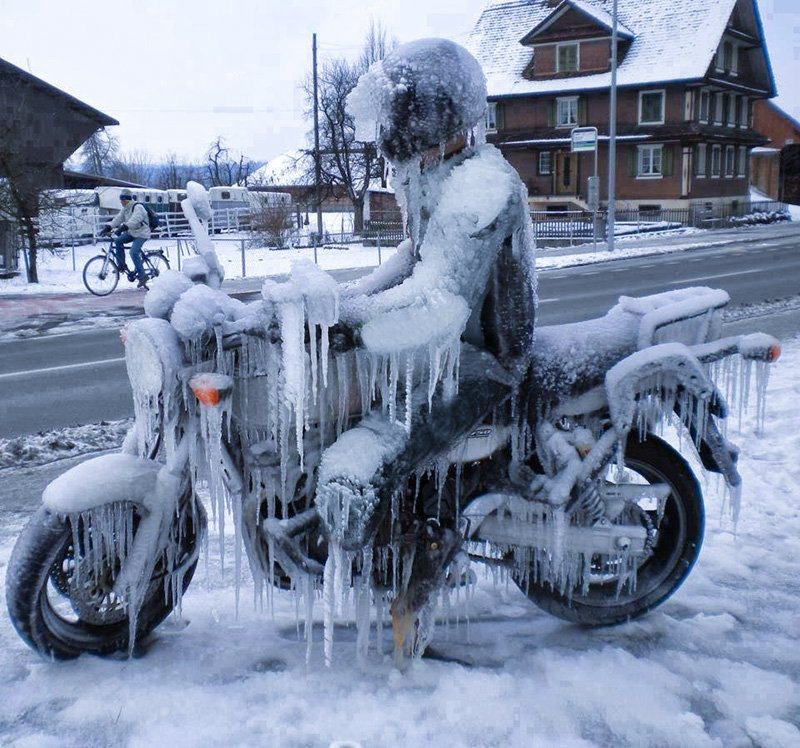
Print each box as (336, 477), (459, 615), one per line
(5, 265), (780, 660)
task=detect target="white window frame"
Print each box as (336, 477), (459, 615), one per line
(731, 44), (739, 76)
(714, 93), (724, 126)
(725, 145), (736, 177)
(485, 102), (498, 132)
(538, 151), (552, 175)
(556, 42), (579, 73)
(699, 90), (710, 122)
(696, 143), (707, 178)
(639, 89), (666, 125)
(711, 145), (722, 177)
(738, 145), (748, 177)
(637, 144), (664, 178)
(738, 96), (749, 129)
(728, 94), (737, 127)
(556, 96), (579, 128)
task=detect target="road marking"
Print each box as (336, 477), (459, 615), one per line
(667, 267), (767, 285)
(539, 297), (560, 304)
(0, 356), (125, 381)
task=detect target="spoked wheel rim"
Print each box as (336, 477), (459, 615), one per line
(82, 256), (119, 296)
(568, 456), (686, 608)
(146, 253), (169, 279)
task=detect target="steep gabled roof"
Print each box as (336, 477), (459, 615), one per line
(467, 0), (774, 99)
(520, 0), (634, 45)
(0, 57), (118, 127)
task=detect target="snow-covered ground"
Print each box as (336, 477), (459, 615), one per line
(0, 336), (797, 747)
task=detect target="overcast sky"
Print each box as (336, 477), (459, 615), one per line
(3, 0), (798, 165)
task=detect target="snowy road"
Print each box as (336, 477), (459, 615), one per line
(0, 337), (798, 747)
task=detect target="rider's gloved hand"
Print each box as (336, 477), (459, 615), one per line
(99, 225), (111, 236)
(119, 223), (129, 232)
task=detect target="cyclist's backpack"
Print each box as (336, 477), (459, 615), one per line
(136, 202), (160, 232)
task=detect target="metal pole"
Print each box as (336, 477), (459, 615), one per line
(312, 33), (323, 242)
(607, 0), (619, 252)
(377, 228), (382, 265)
(241, 238), (246, 278)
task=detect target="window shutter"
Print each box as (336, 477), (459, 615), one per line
(578, 98), (587, 125)
(547, 100), (556, 127)
(629, 148), (638, 177)
(663, 146), (674, 176)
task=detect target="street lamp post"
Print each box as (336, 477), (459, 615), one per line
(607, 0), (619, 252)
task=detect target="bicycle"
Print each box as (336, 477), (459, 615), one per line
(82, 236), (170, 296)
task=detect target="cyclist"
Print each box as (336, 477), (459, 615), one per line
(99, 190), (151, 288)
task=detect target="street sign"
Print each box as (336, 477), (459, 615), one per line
(571, 126), (598, 153)
(587, 176), (600, 212)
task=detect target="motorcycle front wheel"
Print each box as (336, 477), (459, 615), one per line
(518, 434), (704, 626)
(6, 500), (203, 659)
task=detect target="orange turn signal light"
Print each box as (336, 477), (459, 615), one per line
(768, 344), (781, 363)
(190, 383), (221, 407)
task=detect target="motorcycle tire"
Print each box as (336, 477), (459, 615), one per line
(519, 433), (704, 626)
(6, 501), (202, 660)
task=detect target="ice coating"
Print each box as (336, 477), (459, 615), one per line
(170, 284), (248, 341)
(347, 38), (488, 162)
(181, 181), (224, 288)
(144, 270), (193, 320)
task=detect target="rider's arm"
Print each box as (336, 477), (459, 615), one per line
(341, 158), (522, 354)
(108, 208), (125, 230)
(340, 239), (416, 299)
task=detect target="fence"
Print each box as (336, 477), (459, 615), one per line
(531, 200), (790, 247)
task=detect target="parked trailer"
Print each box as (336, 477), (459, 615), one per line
(209, 186), (250, 210)
(95, 187), (169, 216)
(37, 190), (98, 242)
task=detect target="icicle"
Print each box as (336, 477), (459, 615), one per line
(404, 352), (414, 434)
(323, 546), (336, 667)
(356, 544), (373, 661)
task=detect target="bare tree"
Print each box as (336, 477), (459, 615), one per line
(77, 129), (119, 176)
(108, 149), (155, 186)
(153, 153), (204, 190)
(302, 21), (397, 233)
(205, 137), (257, 187)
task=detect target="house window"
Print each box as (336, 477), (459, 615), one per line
(557, 43), (579, 73)
(639, 90), (665, 125)
(731, 44), (739, 75)
(728, 94), (737, 127)
(725, 145), (736, 177)
(699, 90), (710, 122)
(638, 144), (663, 177)
(714, 93), (724, 125)
(721, 94), (731, 126)
(538, 151), (552, 176)
(711, 145), (722, 177)
(738, 146), (748, 177)
(556, 97), (579, 127)
(723, 41), (734, 72)
(485, 102), (498, 132)
(695, 143), (707, 177)
(738, 96), (749, 128)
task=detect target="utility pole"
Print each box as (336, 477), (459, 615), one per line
(312, 33), (323, 241)
(607, 0), (619, 252)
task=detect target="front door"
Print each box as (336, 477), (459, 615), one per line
(555, 151), (577, 195)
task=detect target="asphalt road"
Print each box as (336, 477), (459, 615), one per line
(1, 228), (798, 438)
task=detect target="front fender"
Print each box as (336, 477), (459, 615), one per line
(42, 453), (162, 515)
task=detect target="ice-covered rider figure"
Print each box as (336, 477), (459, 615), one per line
(315, 39), (537, 577)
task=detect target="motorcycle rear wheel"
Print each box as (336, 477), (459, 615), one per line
(6, 501), (202, 659)
(519, 434), (704, 626)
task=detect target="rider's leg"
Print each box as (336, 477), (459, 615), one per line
(113, 232), (132, 269)
(315, 344), (514, 548)
(129, 238), (147, 281)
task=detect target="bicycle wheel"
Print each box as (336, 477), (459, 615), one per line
(82, 255), (120, 296)
(144, 252), (170, 280)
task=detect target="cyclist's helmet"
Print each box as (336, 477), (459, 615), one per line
(347, 38), (487, 163)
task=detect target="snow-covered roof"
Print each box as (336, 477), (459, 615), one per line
(521, 0), (634, 44)
(467, 0), (761, 99)
(249, 150), (313, 187)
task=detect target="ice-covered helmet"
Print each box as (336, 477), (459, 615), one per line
(347, 38), (488, 163)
